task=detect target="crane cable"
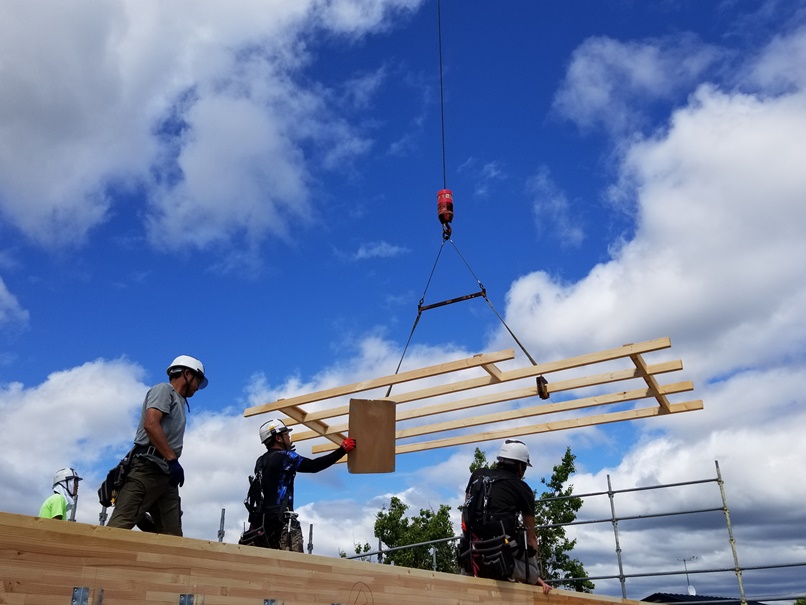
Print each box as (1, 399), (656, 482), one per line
(385, 0), (547, 399)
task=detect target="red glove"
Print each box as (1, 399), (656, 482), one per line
(340, 438), (356, 453)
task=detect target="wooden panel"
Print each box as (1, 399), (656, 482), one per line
(0, 512), (645, 605)
(348, 399), (396, 474)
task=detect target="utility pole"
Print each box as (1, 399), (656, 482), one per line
(678, 555), (699, 595)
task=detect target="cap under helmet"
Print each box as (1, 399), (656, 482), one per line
(259, 418), (293, 444)
(166, 355), (208, 389)
(53, 467), (83, 489)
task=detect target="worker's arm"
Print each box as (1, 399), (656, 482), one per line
(297, 438), (355, 473)
(523, 514), (552, 593)
(523, 514), (539, 551)
(143, 408), (178, 461)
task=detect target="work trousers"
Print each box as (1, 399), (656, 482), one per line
(282, 518), (304, 552)
(512, 555), (541, 585)
(107, 456), (182, 536)
(269, 517), (303, 552)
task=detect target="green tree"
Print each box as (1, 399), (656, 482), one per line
(469, 446), (594, 592)
(794, 599), (806, 605)
(365, 496), (459, 573)
(534, 447), (594, 592)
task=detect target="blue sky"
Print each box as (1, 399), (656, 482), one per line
(1, 0), (805, 600)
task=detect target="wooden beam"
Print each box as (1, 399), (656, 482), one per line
(311, 382), (694, 452)
(630, 353), (673, 413)
(481, 362), (504, 381)
(390, 400), (703, 455)
(243, 349), (515, 417)
(281, 405), (346, 446)
(281, 338), (673, 426)
(292, 361), (684, 441)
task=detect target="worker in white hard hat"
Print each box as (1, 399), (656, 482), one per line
(107, 355), (207, 536)
(39, 467), (83, 520)
(239, 418), (356, 551)
(459, 440), (552, 593)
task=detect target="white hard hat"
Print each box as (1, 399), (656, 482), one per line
(167, 355), (208, 389)
(497, 439), (532, 467)
(53, 467), (83, 489)
(259, 418), (292, 444)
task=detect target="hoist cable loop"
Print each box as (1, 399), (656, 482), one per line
(386, 239), (446, 397)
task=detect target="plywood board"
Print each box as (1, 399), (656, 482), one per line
(348, 399), (396, 474)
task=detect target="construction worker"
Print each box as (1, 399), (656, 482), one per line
(241, 418), (356, 551)
(39, 467), (82, 520)
(106, 355), (207, 536)
(460, 440), (552, 593)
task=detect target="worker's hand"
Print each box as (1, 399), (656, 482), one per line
(537, 578), (552, 594)
(168, 459), (185, 487)
(340, 438), (356, 453)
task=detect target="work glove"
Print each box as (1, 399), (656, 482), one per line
(340, 438), (357, 453)
(168, 459), (185, 487)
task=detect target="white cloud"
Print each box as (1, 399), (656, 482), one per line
(354, 241), (409, 260)
(553, 34), (723, 135)
(0, 0), (423, 252)
(527, 165), (586, 247)
(457, 157), (508, 198)
(746, 24), (806, 92)
(312, 0), (421, 35)
(146, 92), (313, 250)
(504, 80), (806, 377)
(0, 276), (29, 329)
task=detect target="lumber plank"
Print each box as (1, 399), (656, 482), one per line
(481, 362), (504, 381)
(280, 404), (346, 446)
(630, 353), (672, 413)
(388, 400), (703, 455)
(290, 360), (684, 441)
(311, 382), (694, 453)
(278, 338), (673, 425)
(243, 348), (515, 417)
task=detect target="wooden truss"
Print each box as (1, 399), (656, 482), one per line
(243, 337), (702, 457)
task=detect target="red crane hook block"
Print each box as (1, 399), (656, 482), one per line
(437, 189), (454, 238)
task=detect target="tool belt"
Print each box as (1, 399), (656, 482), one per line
(458, 520), (518, 580)
(132, 444), (168, 461)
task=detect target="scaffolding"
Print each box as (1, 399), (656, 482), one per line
(346, 460), (806, 603)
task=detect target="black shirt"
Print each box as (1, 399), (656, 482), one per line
(465, 466), (535, 525)
(256, 446), (345, 511)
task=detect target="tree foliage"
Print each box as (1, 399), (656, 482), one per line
(364, 496), (458, 573)
(534, 447), (594, 592)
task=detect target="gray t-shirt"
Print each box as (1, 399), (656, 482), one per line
(133, 382), (188, 472)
